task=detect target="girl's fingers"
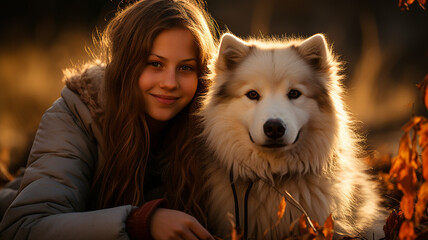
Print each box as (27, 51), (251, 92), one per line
(188, 219), (214, 240)
(178, 227), (199, 240)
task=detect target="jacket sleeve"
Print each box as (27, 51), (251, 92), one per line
(0, 97), (135, 240)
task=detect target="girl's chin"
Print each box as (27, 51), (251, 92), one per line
(146, 111), (177, 122)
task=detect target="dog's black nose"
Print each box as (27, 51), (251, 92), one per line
(263, 119), (286, 139)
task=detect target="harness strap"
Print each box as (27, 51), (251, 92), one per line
(229, 169), (241, 234)
(243, 181), (253, 240)
(229, 168), (253, 240)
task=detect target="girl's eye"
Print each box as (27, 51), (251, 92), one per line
(148, 61), (162, 68)
(246, 90), (260, 101)
(288, 89), (302, 100)
(178, 65), (194, 71)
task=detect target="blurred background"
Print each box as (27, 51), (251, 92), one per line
(0, 0), (427, 177)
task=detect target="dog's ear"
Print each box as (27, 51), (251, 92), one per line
(216, 33), (251, 72)
(296, 34), (329, 72)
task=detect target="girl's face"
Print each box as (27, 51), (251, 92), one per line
(139, 28), (198, 121)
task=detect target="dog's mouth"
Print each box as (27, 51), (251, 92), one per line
(293, 130), (301, 144)
(249, 130), (301, 149)
(262, 143), (287, 148)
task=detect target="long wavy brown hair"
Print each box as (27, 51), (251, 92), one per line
(91, 0), (217, 223)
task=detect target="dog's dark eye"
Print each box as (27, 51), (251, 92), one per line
(246, 90), (260, 101)
(288, 89), (301, 99)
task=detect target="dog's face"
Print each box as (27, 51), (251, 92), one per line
(219, 46), (320, 151)
(201, 33), (337, 176)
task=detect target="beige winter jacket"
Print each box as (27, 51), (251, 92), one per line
(0, 65), (135, 239)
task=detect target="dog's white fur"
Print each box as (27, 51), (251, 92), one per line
(199, 33), (385, 239)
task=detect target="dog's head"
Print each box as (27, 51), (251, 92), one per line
(201, 33), (346, 179)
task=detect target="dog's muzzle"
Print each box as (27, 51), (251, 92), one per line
(263, 119), (286, 139)
(249, 119), (300, 148)
(262, 119), (287, 148)
(249, 119), (287, 148)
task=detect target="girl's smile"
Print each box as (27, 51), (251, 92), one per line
(150, 93), (180, 105)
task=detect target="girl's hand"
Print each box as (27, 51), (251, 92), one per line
(150, 208), (214, 240)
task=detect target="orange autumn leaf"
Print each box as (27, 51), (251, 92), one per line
(389, 133), (413, 177)
(231, 228), (238, 240)
(399, 220), (416, 240)
(399, 0), (426, 10)
(277, 196), (286, 222)
(400, 194), (415, 220)
(299, 214), (308, 229)
(298, 214), (319, 236)
(390, 155), (406, 177)
(404, 0), (415, 4)
(402, 117), (423, 133)
(264, 196), (287, 236)
(299, 214), (307, 233)
(309, 220), (321, 236)
(417, 119), (428, 181)
(410, 144), (419, 170)
(418, 120), (428, 149)
(227, 212), (240, 240)
(397, 165), (417, 221)
(423, 147), (428, 181)
(415, 182), (428, 226)
(322, 214), (334, 240)
(390, 134), (410, 177)
(397, 165), (417, 197)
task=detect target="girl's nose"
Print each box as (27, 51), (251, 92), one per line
(159, 68), (178, 89)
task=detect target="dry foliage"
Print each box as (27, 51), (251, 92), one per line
(289, 214), (334, 240)
(277, 196), (287, 224)
(383, 75), (428, 240)
(398, 0), (427, 10)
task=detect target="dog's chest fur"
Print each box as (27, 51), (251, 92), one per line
(206, 164), (339, 240)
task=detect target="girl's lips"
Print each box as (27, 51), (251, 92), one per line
(151, 94), (179, 105)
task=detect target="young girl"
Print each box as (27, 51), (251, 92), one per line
(0, 0), (217, 239)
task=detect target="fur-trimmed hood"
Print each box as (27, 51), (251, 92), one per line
(63, 63), (106, 126)
(60, 62), (107, 168)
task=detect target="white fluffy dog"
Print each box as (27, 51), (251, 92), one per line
(199, 33), (385, 239)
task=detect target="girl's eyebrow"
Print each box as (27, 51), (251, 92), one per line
(149, 53), (197, 62)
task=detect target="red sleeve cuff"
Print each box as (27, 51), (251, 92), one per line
(126, 199), (168, 240)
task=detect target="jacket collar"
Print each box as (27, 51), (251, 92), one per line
(63, 62), (105, 126)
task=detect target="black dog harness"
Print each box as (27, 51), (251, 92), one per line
(229, 169), (253, 240)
